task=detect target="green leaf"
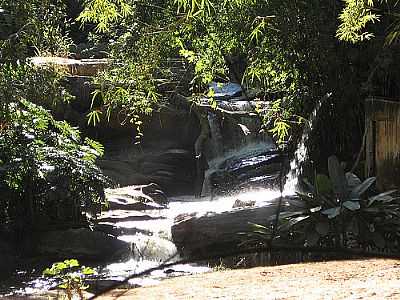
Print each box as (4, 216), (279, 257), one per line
(278, 215), (310, 232)
(42, 268), (56, 276)
(64, 259), (79, 268)
(368, 190), (397, 207)
(53, 262), (67, 271)
(82, 266), (95, 275)
(321, 207), (341, 219)
(266, 210), (307, 221)
(343, 200), (361, 211)
(345, 172), (361, 190)
(58, 283), (68, 289)
(350, 177), (376, 198)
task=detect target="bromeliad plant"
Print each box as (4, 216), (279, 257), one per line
(273, 155), (400, 250)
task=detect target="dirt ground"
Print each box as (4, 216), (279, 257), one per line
(97, 258), (400, 300)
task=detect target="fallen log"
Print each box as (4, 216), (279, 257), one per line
(171, 196), (299, 258)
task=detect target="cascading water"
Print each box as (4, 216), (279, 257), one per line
(2, 84), (318, 298)
(200, 83), (284, 198)
(95, 83), (290, 290)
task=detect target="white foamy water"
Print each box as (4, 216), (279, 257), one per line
(102, 187), (282, 282)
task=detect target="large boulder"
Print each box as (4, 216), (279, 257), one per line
(171, 196), (298, 258)
(37, 228), (131, 261)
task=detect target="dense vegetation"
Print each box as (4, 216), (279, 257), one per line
(1, 0), (400, 253)
(76, 0), (400, 163)
(0, 2), (109, 234)
(0, 64), (109, 231)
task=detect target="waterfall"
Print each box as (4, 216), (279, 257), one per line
(207, 112), (224, 157)
(199, 84), (281, 197)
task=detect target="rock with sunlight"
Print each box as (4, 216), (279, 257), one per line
(105, 183), (168, 210)
(171, 196), (297, 258)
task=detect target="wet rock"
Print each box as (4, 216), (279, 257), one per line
(140, 183), (169, 206)
(94, 223), (151, 236)
(95, 107), (200, 196)
(37, 228), (131, 261)
(97, 210), (166, 223)
(105, 184), (168, 211)
(208, 151), (284, 195)
(232, 199), (256, 208)
(131, 235), (178, 261)
(93, 223), (121, 236)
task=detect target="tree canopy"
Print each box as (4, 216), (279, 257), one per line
(77, 0), (345, 143)
(1, 0), (399, 230)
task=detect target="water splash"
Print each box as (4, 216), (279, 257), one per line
(202, 141), (277, 196)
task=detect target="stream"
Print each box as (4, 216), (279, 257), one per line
(1, 189), (283, 298)
(0, 83), (306, 298)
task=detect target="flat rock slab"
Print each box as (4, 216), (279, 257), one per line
(97, 210), (166, 223)
(94, 222), (151, 236)
(105, 184), (168, 209)
(106, 196), (164, 211)
(29, 57), (110, 76)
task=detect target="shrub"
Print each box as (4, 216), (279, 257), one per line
(273, 156), (400, 250)
(0, 99), (110, 230)
(0, 63), (110, 232)
(43, 259), (95, 300)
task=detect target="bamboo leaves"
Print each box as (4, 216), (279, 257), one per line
(336, 0), (380, 43)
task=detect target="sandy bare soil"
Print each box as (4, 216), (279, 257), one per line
(98, 258), (400, 300)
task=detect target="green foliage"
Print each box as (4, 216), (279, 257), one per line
(0, 99), (109, 228)
(272, 156), (400, 250)
(88, 60), (161, 139)
(337, 0), (379, 43)
(337, 0), (400, 45)
(0, 63), (110, 230)
(43, 259), (95, 300)
(0, 0), (73, 60)
(0, 62), (73, 111)
(78, 0), (335, 144)
(78, 0), (133, 33)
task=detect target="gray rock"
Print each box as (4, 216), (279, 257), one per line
(105, 184), (168, 210)
(232, 199), (256, 208)
(37, 228), (131, 261)
(97, 210), (165, 223)
(140, 183), (169, 206)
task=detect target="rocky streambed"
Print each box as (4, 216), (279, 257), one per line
(1, 182), (285, 298)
